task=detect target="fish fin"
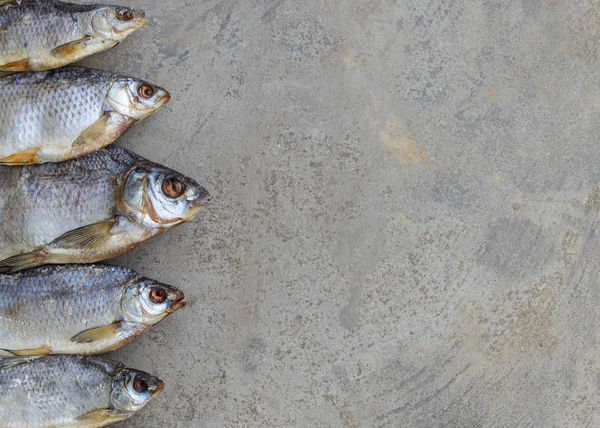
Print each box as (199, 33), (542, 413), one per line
(71, 321), (124, 344)
(49, 220), (116, 250)
(0, 147), (40, 165)
(50, 36), (92, 60)
(72, 113), (111, 147)
(9, 345), (52, 357)
(0, 349), (17, 359)
(75, 409), (130, 425)
(0, 248), (48, 273)
(70, 112), (136, 159)
(0, 220), (117, 272)
(0, 1), (18, 6)
(0, 356), (41, 370)
(0, 58), (31, 71)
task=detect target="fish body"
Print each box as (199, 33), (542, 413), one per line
(0, 67), (170, 164)
(0, 264), (185, 356)
(0, 355), (163, 427)
(0, 145), (210, 272)
(0, 0), (147, 71)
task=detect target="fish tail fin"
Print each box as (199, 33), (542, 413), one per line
(0, 248), (48, 273)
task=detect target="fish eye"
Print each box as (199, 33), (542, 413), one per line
(162, 177), (186, 199)
(116, 8), (134, 21)
(137, 83), (155, 99)
(133, 377), (149, 393)
(150, 287), (167, 304)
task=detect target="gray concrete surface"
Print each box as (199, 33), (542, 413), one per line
(76, 0), (600, 426)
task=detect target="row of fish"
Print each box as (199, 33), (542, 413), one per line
(1, 355), (163, 427)
(0, 0), (207, 427)
(0, 266), (176, 426)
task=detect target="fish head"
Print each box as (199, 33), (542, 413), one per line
(91, 6), (148, 41)
(107, 78), (171, 120)
(120, 164), (211, 229)
(111, 368), (164, 412)
(122, 278), (186, 324)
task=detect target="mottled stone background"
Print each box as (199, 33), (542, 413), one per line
(79, 0), (600, 426)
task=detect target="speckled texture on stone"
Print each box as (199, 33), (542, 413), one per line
(70, 0), (600, 426)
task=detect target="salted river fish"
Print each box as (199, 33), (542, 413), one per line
(0, 67), (170, 164)
(0, 264), (185, 357)
(0, 355), (163, 427)
(0, 0), (147, 72)
(0, 145), (210, 272)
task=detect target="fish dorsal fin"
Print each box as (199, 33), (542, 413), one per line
(71, 321), (124, 344)
(76, 408), (131, 425)
(0, 356), (40, 370)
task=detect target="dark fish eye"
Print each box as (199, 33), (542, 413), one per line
(150, 287), (167, 304)
(133, 377), (149, 393)
(162, 177), (186, 199)
(116, 8), (134, 22)
(137, 83), (155, 99)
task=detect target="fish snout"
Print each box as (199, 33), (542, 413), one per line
(195, 187), (212, 206)
(169, 290), (186, 312)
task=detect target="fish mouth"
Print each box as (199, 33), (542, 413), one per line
(133, 11), (148, 31)
(155, 90), (171, 108)
(139, 90), (171, 119)
(193, 188), (212, 207)
(138, 10), (147, 22)
(134, 16), (148, 30)
(152, 380), (165, 397)
(113, 11), (148, 37)
(184, 189), (212, 220)
(169, 292), (186, 313)
(160, 91), (171, 105)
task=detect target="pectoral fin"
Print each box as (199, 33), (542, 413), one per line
(51, 36), (92, 59)
(51, 36), (118, 61)
(0, 147), (40, 165)
(75, 409), (130, 425)
(49, 220), (116, 249)
(73, 113), (111, 147)
(70, 112), (135, 158)
(0, 220), (116, 273)
(71, 322), (124, 344)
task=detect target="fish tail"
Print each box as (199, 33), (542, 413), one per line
(0, 249), (48, 273)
